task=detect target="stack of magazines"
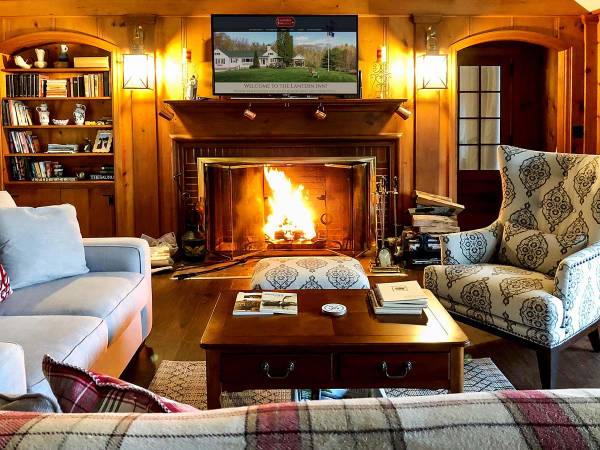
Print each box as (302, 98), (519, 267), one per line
(370, 281), (428, 315)
(233, 292), (298, 316)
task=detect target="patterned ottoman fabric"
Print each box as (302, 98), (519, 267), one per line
(251, 256), (369, 290)
(424, 263), (568, 347)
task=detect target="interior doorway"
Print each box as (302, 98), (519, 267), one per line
(456, 41), (554, 230)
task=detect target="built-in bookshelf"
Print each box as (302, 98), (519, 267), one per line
(0, 38), (118, 236)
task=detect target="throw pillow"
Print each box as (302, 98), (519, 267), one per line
(42, 355), (198, 413)
(0, 265), (11, 302)
(499, 221), (587, 276)
(0, 204), (89, 289)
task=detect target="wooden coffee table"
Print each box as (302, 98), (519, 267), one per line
(200, 289), (469, 409)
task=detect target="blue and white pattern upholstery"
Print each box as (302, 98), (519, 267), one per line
(425, 146), (600, 348)
(251, 256), (369, 290)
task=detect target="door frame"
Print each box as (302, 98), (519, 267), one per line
(447, 30), (573, 200)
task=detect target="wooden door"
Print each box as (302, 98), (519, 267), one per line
(456, 42), (548, 230)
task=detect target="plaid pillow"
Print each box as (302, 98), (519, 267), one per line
(42, 355), (198, 413)
(0, 264), (12, 302)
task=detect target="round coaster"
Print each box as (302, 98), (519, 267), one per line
(322, 303), (347, 317)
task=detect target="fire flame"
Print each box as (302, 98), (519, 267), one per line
(263, 167), (316, 241)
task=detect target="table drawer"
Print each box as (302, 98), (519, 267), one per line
(339, 352), (449, 387)
(221, 353), (333, 387)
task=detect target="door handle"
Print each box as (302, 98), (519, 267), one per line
(261, 361), (295, 380)
(380, 361), (413, 379)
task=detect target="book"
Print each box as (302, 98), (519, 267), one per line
(415, 190), (465, 213)
(73, 56), (109, 68)
(369, 291), (426, 315)
(232, 291), (298, 316)
(408, 206), (458, 216)
(375, 281), (428, 304)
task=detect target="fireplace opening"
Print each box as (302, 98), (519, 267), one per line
(198, 157), (376, 258)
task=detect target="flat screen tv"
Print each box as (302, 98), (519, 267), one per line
(211, 14), (359, 97)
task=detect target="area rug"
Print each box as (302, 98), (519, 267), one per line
(148, 357), (514, 410)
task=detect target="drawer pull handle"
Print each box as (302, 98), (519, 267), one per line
(380, 361), (413, 379)
(261, 361), (295, 380)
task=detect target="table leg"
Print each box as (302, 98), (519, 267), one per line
(449, 346), (464, 393)
(206, 350), (221, 409)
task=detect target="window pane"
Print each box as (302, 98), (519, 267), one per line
(459, 66), (479, 91)
(481, 93), (500, 117)
(481, 66), (500, 91)
(481, 145), (499, 170)
(459, 93), (478, 117)
(481, 119), (500, 144)
(459, 119), (478, 145)
(459, 146), (479, 170)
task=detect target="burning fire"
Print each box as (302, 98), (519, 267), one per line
(263, 167), (317, 241)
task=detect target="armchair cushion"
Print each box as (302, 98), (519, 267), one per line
(499, 221), (587, 276)
(440, 221), (502, 265)
(424, 263), (567, 347)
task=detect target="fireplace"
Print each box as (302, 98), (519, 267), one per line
(199, 157), (376, 258)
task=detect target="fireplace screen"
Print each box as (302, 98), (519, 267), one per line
(199, 157), (375, 258)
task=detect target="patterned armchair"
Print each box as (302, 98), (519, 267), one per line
(424, 146), (600, 388)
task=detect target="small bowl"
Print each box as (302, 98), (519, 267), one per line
(52, 119), (69, 125)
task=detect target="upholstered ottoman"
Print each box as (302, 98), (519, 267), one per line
(251, 256), (370, 290)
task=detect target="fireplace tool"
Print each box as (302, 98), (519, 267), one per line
(371, 176), (403, 273)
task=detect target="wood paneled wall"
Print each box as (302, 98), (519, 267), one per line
(0, 11), (595, 237)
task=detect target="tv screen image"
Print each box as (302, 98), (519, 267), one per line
(212, 15), (358, 96)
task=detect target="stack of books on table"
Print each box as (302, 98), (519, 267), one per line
(233, 291), (298, 316)
(370, 281), (428, 315)
(409, 190), (465, 234)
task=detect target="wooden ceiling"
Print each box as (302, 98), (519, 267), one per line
(0, 0), (589, 17)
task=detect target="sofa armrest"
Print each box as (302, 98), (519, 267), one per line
(553, 241), (600, 332)
(440, 221), (502, 265)
(0, 342), (27, 395)
(83, 238), (150, 275)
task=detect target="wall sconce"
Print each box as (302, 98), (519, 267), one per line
(123, 25), (151, 89)
(243, 104), (256, 120)
(395, 105), (412, 120)
(314, 104), (327, 120)
(417, 27), (448, 89)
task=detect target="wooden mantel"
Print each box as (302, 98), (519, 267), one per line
(163, 98), (408, 139)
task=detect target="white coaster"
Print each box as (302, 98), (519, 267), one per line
(322, 303), (347, 317)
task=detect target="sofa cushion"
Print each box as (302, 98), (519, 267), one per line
(252, 256), (370, 290)
(0, 204), (89, 289)
(0, 315), (108, 394)
(43, 355), (198, 413)
(499, 221), (587, 276)
(0, 342), (26, 395)
(0, 191), (16, 208)
(424, 263), (566, 347)
(0, 393), (59, 412)
(0, 264), (11, 302)
(0, 272), (145, 343)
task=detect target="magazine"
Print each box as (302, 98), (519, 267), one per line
(233, 292), (298, 316)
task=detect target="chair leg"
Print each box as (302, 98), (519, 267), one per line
(536, 348), (559, 389)
(588, 328), (600, 352)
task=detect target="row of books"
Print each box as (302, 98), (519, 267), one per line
(8, 130), (40, 153)
(90, 165), (114, 180)
(233, 291), (298, 316)
(369, 281), (429, 315)
(5, 73), (110, 98)
(47, 144), (79, 153)
(2, 100), (33, 126)
(8, 158), (63, 181)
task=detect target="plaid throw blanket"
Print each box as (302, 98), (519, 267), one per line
(1, 390), (599, 449)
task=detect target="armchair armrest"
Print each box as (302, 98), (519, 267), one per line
(553, 241), (600, 332)
(83, 238), (150, 275)
(440, 221), (502, 265)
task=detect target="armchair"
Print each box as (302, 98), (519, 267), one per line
(424, 146), (600, 388)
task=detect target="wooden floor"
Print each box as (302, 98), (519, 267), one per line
(122, 270), (600, 390)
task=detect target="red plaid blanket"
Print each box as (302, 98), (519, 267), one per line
(1, 390), (599, 449)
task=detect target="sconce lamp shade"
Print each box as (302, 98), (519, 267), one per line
(123, 54), (150, 89)
(417, 54), (448, 89)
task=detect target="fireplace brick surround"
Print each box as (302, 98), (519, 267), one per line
(166, 99), (410, 255)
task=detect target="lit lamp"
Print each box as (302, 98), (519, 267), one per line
(417, 27), (448, 89)
(123, 25), (151, 89)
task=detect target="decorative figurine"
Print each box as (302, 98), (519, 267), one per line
(185, 75), (198, 100)
(14, 55), (31, 69)
(54, 44), (69, 68)
(82, 138), (93, 153)
(34, 48), (47, 68)
(73, 103), (86, 125)
(36, 103), (50, 126)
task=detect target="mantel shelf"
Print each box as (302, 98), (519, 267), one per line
(164, 98), (407, 114)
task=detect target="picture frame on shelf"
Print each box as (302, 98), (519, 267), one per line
(92, 130), (112, 153)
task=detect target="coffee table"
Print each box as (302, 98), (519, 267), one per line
(200, 289), (469, 409)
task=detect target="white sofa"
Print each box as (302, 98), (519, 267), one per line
(0, 191), (152, 398)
